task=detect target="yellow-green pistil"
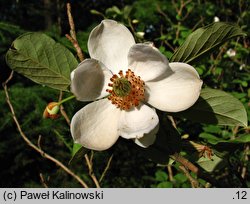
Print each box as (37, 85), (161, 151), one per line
(113, 78), (131, 97)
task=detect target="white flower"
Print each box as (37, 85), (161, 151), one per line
(226, 48), (236, 57)
(214, 16), (220, 22)
(70, 20), (202, 151)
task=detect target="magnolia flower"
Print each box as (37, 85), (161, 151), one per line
(70, 20), (202, 151)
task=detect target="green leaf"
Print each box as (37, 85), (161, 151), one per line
(200, 133), (250, 145)
(155, 170), (168, 181)
(90, 9), (104, 17)
(69, 143), (88, 164)
(197, 154), (225, 172)
(157, 181), (173, 188)
(174, 88), (248, 126)
(174, 173), (188, 183)
(231, 134), (250, 143)
(71, 143), (83, 157)
(199, 133), (221, 145)
(170, 22), (246, 63)
(6, 32), (78, 91)
(203, 125), (222, 134)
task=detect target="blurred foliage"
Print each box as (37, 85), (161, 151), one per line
(0, 0), (249, 187)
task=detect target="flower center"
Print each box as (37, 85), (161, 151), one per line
(113, 77), (131, 97)
(106, 69), (145, 110)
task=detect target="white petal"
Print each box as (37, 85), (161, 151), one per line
(88, 19), (135, 73)
(128, 43), (170, 82)
(134, 124), (159, 148)
(71, 59), (112, 101)
(118, 104), (159, 139)
(70, 99), (121, 151)
(146, 62), (203, 112)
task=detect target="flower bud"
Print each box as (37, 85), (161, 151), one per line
(43, 102), (60, 119)
(214, 16), (220, 22)
(136, 32), (145, 39)
(226, 48), (236, 57)
(132, 19), (139, 24)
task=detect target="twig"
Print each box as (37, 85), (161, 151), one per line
(232, 126), (239, 140)
(66, 3), (76, 40)
(127, 18), (135, 35)
(90, 150), (94, 163)
(3, 72), (88, 188)
(2, 70), (13, 86)
(99, 154), (114, 183)
(171, 153), (198, 173)
(167, 165), (174, 182)
(65, 3), (103, 188)
(84, 154), (100, 188)
(39, 173), (49, 188)
(208, 43), (228, 75)
(192, 16), (204, 31)
(241, 144), (249, 179)
(37, 135), (43, 152)
(167, 115), (177, 129)
(156, 4), (172, 25)
(66, 3), (84, 61)
(159, 25), (175, 52)
(59, 92), (100, 188)
(58, 92), (100, 188)
(172, 0), (192, 41)
(58, 91), (71, 126)
(178, 165), (200, 188)
(170, 153), (219, 187)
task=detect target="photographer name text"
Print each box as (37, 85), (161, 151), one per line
(18, 190), (103, 200)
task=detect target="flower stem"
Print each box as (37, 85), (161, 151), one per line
(58, 95), (75, 105)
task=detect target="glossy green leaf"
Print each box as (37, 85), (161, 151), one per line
(174, 88), (248, 126)
(170, 22), (246, 63)
(6, 32), (78, 91)
(200, 133), (250, 145)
